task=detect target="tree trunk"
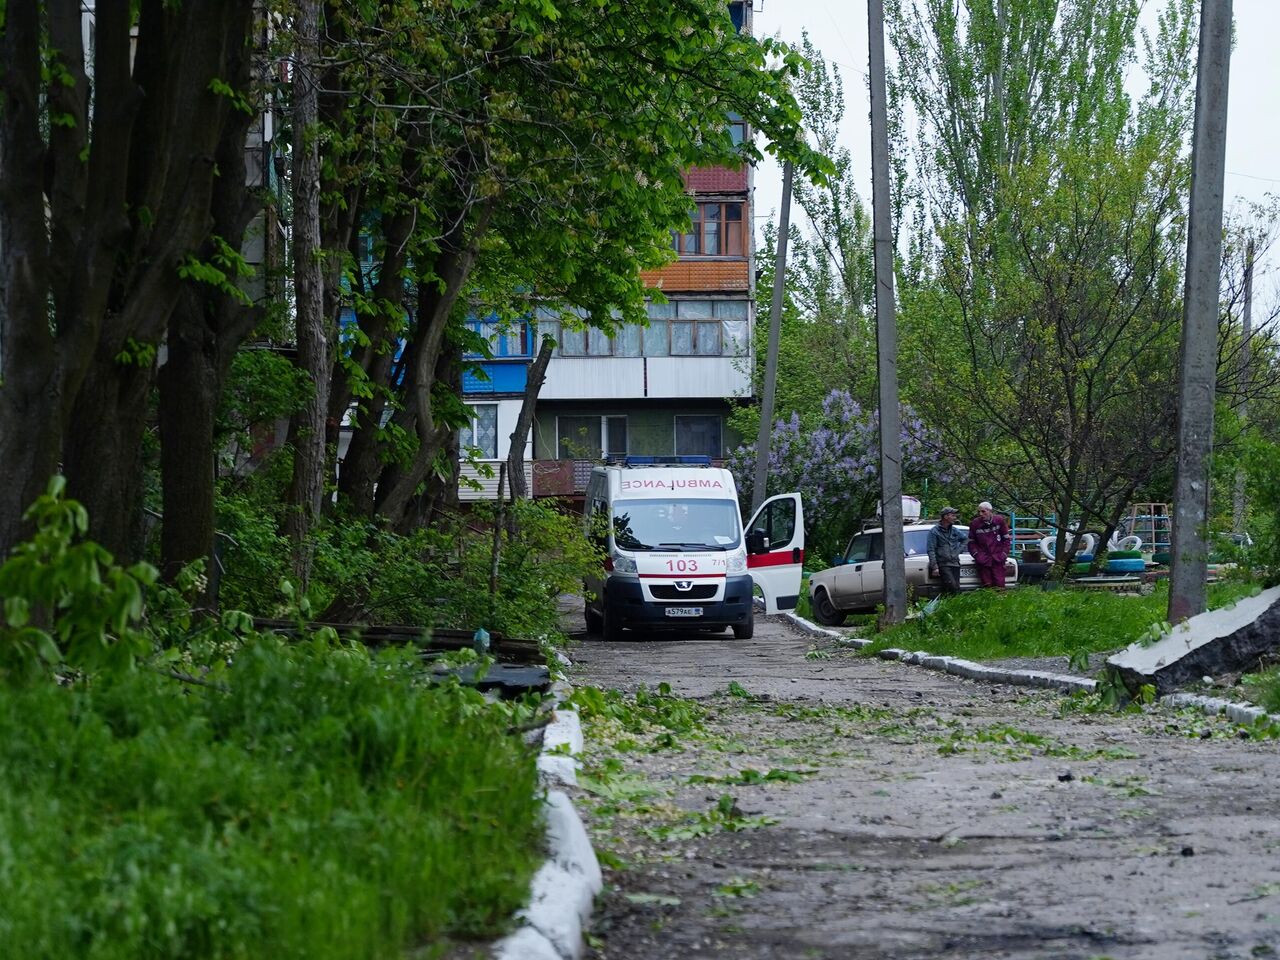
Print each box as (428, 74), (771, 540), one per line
(334, 210), (415, 516)
(62, 358), (155, 560)
(507, 334), (553, 501)
(156, 11), (259, 589)
(284, 0), (328, 588)
(374, 204), (492, 528)
(159, 295), (217, 583)
(0, 0), (60, 553)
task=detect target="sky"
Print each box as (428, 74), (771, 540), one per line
(751, 0), (1280, 307)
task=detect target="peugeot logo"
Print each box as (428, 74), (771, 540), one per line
(674, 580), (693, 591)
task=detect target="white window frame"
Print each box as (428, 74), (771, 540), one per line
(555, 414), (628, 460)
(461, 403), (499, 459)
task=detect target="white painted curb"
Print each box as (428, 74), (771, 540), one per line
(494, 710), (602, 960)
(537, 708), (585, 788)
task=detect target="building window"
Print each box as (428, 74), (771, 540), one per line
(727, 112), (747, 146)
(461, 404), (499, 459)
(467, 320), (530, 359)
(557, 415), (627, 459)
(615, 324), (643, 357)
(729, 2), (747, 33)
(673, 202), (745, 256)
(675, 415), (722, 459)
(642, 299), (749, 357)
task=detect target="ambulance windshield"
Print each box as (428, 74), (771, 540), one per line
(612, 499), (741, 551)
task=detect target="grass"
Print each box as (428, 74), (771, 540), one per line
(0, 636), (543, 960)
(857, 579), (1261, 664)
(1241, 665), (1280, 712)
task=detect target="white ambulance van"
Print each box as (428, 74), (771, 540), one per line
(582, 458), (804, 641)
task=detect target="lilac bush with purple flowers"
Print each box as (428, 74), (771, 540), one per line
(729, 390), (960, 559)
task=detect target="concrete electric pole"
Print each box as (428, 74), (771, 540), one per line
(868, 0), (907, 624)
(1169, 0), (1234, 624)
(1231, 238), (1254, 535)
(752, 160), (794, 516)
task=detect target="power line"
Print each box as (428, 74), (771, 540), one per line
(1227, 170), (1280, 184)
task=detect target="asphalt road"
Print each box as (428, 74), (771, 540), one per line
(565, 607), (1280, 960)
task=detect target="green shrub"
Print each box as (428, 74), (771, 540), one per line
(0, 478), (156, 681)
(0, 486), (548, 958)
(1243, 438), (1280, 586)
(0, 637), (543, 959)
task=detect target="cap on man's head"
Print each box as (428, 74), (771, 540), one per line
(978, 500), (993, 511)
(940, 506), (958, 517)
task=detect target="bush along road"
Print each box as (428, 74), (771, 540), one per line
(565, 608), (1280, 960)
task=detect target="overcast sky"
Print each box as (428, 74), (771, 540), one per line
(752, 0), (1280, 304)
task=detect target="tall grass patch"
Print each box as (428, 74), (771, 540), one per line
(862, 581), (1260, 663)
(0, 637), (542, 959)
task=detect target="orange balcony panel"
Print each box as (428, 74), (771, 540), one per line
(684, 165), (749, 193)
(640, 260), (750, 293)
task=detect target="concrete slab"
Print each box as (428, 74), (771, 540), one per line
(1107, 586), (1280, 694)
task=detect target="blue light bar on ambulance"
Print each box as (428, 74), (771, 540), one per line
(623, 456), (712, 466)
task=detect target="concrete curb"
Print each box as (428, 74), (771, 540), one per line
(780, 609), (869, 647)
(782, 610), (1279, 723)
(1162, 692), (1274, 728)
(493, 706), (602, 960)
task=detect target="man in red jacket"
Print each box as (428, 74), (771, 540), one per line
(968, 501), (1011, 589)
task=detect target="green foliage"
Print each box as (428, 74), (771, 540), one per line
(569, 683), (705, 735)
(643, 793), (778, 841)
(1242, 666), (1280, 714)
(213, 468), (596, 642)
(207, 77), (252, 115)
(113, 336), (158, 368)
(1242, 437), (1280, 585)
(217, 350), (313, 455)
(0, 478), (156, 681)
(0, 635), (543, 957)
(176, 235), (255, 306)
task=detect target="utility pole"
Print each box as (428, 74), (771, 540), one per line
(752, 160), (793, 515)
(1169, 0), (1233, 625)
(868, 0), (906, 624)
(1232, 238), (1254, 535)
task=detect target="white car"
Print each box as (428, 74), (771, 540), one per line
(807, 523), (1017, 625)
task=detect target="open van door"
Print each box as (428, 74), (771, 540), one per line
(745, 493), (804, 614)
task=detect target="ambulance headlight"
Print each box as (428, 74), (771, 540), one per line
(612, 555), (637, 574)
(727, 552), (746, 573)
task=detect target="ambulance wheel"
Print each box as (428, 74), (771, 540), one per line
(584, 604), (603, 635)
(732, 616), (754, 640)
(602, 601), (625, 642)
(812, 589), (847, 627)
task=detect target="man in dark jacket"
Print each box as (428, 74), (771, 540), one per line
(969, 500), (1011, 589)
(927, 507), (967, 596)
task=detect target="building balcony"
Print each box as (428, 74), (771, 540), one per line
(639, 259), (750, 293)
(683, 165), (749, 193)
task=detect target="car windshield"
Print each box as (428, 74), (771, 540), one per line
(612, 498), (741, 551)
(903, 527), (968, 559)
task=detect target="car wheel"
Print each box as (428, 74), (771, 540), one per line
(732, 615), (754, 640)
(811, 588), (847, 627)
(584, 604), (603, 634)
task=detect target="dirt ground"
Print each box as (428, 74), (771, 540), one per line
(564, 608), (1280, 960)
